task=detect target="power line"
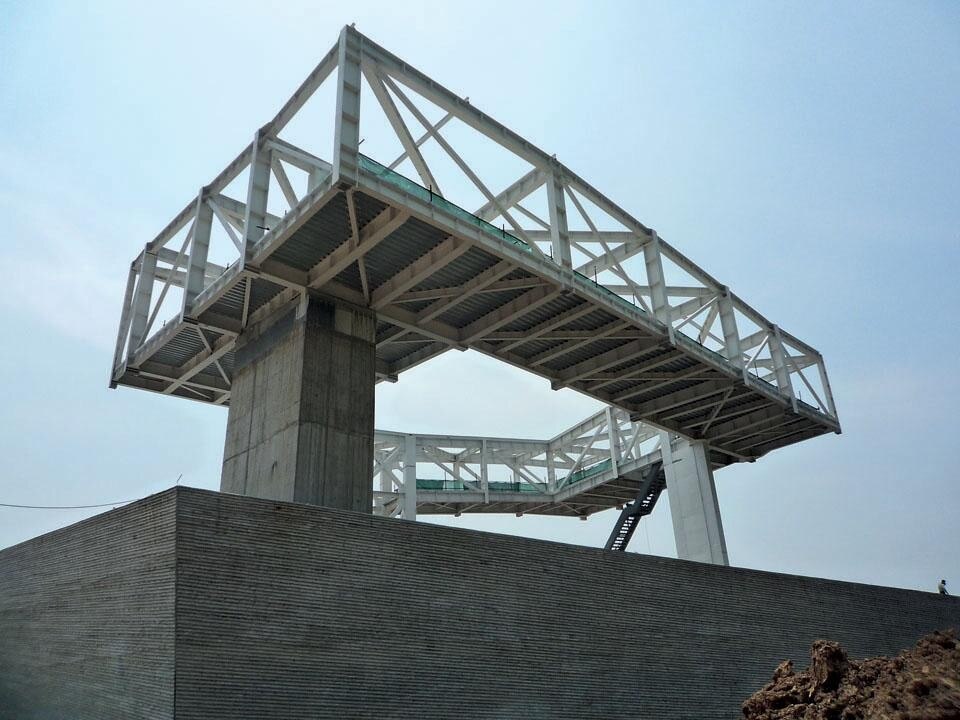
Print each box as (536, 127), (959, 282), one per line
(0, 500), (138, 510)
(0, 474), (184, 510)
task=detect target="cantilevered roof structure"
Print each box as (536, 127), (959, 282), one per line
(111, 26), (839, 480)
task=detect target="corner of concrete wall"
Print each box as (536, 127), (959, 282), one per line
(169, 489), (960, 719)
(0, 490), (179, 720)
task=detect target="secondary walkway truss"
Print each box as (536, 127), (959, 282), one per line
(373, 407), (665, 519)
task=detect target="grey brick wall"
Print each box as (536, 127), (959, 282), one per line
(174, 488), (960, 719)
(2, 487), (958, 719)
(0, 491), (176, 720)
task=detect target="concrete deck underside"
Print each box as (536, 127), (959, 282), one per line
(1, 487), (957, 719)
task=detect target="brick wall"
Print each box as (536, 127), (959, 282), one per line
(2, 487), (958, 719)
(0, 491), (176, 720)
(175, 489), (960, 719)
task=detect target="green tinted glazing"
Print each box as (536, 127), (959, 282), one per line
(415, 478), (540, 493)
(358, 155), (530, 252)
(359, 154), (659, 324)
(564, 458), (612, 486)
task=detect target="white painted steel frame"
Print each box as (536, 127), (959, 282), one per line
(373, 406), (665, 519)
(111, 26), (839, 469)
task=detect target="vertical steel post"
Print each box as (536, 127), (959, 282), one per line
(481, 438), (490, 503)
(111, 262), (138, 380)
(243, 131), (272, 263)
(333, 25), (362, 187)
(769, 325), (797, 411)
(127, 249), (157, 361)
(717, 289), (741, 362)
(546, 449), (557, 493)
(816, 353), (838, 420)
(605, 406), (620, 478)
(546, 166), (571, 268)
(403, 434), (418, 521)
(182, 188), (213, 317)
(643, 232), (671, 333)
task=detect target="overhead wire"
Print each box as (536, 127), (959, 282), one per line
(0, 500), (137, 510)
(0, 475), (182, 510)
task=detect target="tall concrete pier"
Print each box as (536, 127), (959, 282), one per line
(221, 293), (375, 511)
(661, 435), (729, 565)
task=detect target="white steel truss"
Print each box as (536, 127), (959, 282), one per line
(111, 26), (839, 466)
(372, 407), (666, 520)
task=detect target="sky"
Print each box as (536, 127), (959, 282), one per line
(1, 0), (958, 593)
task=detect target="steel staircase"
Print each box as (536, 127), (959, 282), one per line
(604, 461), (665, 552)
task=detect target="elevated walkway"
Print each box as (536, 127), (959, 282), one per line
(115, 150), (839, 462)
(111, 26), (839, 470)
(371, 407), (665, 519)
(370, 409), (726, 559)
(108, 27), (839, 564)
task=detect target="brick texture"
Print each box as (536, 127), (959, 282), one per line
(2, 487), (958, 719)
(0, 491), (176, 720)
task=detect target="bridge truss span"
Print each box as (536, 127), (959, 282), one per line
(111, 25), (840, 470)
(372, 407), (666, 519)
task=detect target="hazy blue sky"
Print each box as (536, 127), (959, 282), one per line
(1, 1), (958, 593)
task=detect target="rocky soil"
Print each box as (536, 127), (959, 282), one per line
(742, 630), (960, 719)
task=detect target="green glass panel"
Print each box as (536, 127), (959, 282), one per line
(356, 154), (660, 328)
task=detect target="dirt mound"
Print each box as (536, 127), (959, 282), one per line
(742, 630), (960, 719)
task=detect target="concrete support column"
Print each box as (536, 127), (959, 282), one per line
(660, 433), (729, 566)
(221, 293), (375, 512)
